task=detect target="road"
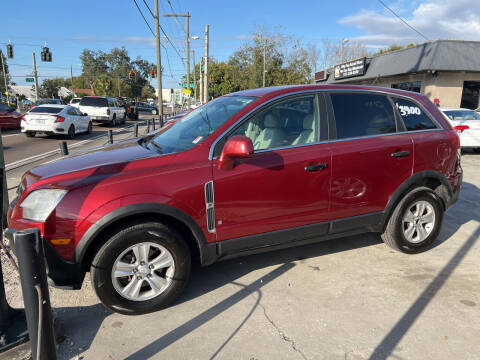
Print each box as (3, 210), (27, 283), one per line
(1, 113), (160, 165)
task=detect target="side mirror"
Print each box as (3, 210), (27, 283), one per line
(83, 113), (88, 116)
(218, 135), (254, 170)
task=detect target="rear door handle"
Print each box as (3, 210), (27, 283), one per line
(305, 163), (328, 172)
(391, 150), (410, 158)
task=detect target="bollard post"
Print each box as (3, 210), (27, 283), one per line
(152, 118), (156, 131)
(59, 141), (68, 156)
(13, 229), (57, 360)
(146, 119), (151, 133)
(134, 124), (139, 137)
(107, 130), (113, 144)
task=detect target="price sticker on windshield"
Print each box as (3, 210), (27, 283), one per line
(192, 136), (203, 144)
(396, 103), (421, 116)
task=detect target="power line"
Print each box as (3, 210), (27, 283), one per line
(376, 0), (429, 42)
(132, 0), (155, 37)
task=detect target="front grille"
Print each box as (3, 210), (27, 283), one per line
(205, 181), (216, 233)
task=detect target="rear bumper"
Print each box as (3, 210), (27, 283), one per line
(5, 228), (85, 290)
(90, 116), (111, 122)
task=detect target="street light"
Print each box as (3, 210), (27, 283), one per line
(340, 38), (349, 64)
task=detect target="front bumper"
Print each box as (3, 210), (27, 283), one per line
(5, 228), (85, 290)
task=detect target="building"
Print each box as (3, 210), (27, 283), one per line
(315, 40), (480, 109)
(10, 85), (36, 101)
(156, 88), (183, 105)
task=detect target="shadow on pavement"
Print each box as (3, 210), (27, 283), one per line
(369, 182), (480, 359)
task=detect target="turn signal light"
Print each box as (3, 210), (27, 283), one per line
(54, 116), (65, 123)
(50, 238), (71, 245)
(454, 125), (469, 134)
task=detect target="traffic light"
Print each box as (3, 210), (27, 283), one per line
(128, 71), (136, 80)
(41, 47), (52, 62)
(151, 69), (156, 78)
(6, 44), (13, 59)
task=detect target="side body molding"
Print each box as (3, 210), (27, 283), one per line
(74, 203), (216, 266)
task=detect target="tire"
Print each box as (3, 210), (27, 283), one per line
(25, 132), (35, 138)
(87, 122), (93, 134)
(67, 125), (75, 139)
(473, 148), (480, 154)
(122, 113), (126, 124)
(151, 109), (157, 115)
(381, 187), (443, 254)
(90, 221), (191, 315)
(111, 114), (117, 127)
(135, 113), (139, 120)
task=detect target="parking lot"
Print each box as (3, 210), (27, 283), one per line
(1, 150), (478, 360)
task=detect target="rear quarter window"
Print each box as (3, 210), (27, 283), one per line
(393, 97), (437, 131)
(79, 97), (108, 107)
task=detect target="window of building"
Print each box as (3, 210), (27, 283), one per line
(391, 81), (421, 93)
(330, 93), (396, 139)
(392, 97), (437, 131)
(460, 81), (480, 110)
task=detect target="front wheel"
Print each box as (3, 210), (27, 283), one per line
(90, 222), (191, 315)
(25, 132), (35, 138)
(381, 187), (443, 254)
(87, 122), (92, 134)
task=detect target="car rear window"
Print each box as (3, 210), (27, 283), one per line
(29, 107), (63, 114)
(444, 110), (480, 121)
(71, 98), (80, 104)
(330, 93), (396, 139)
(392, 97), (437, 131)
(79, 97), (108, 107)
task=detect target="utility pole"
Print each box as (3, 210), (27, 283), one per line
(163, 12), (191, 108)
(263, 39), (266, 87)
(32, 53), (39, 101)
(340, 38), (349, 64)
(70, 65), (75, 97)
(199, 57), (203, 104)
(1, 54), (7, 101)
(117, 78), (121, 97)
(203, 24), (209, 103)
(154, 0), (164, 120)
(192, 49), (196, 102)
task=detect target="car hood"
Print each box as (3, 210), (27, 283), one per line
(27, 138), (155, 182)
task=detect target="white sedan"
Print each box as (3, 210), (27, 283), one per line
(441, 108), (480, 153)
(21, 104), (92, 139)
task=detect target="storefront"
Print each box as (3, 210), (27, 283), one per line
(316, 40), (480, 110)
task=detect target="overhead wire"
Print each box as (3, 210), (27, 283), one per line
(376, 0), (430, 42)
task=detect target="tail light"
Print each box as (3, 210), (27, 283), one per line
(453, 125), (469, 134)
(127, 107), (130, 111)
(107, 109), (110, 115)
(21, 114), (27, 123)
(54, 116), (65, 123)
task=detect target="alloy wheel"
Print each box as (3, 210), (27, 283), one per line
(111, 242), (175, 301)
(402, 200), (435, 243)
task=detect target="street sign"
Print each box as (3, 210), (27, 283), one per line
(181, 83), (195, 88)
(26, 78), (34, 83)
(128, 71), (136, 81)
(182, 88), (192, 95)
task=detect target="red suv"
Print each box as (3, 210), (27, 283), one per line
(7, 85), (462, 315)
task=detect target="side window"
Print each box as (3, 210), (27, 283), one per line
(393, 97), (437, 131)
(330, 93), (396, 139)
(230, 95), (319, 151)
(108, 99), (114, 107)
(74, 108), (83, 116)
(66, 107), (76, 115)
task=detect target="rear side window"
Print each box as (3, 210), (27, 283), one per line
(29, 107), (62, 114)
(79, 97), (108, 107)
(393, 97), (437, 131)
(330, 93), (396, 139)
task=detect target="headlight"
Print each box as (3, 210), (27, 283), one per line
(20, 189), (67, 221)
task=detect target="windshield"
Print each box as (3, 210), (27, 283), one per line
(444, 110), (480, 121)
(79, 97), (108, 107)
(144, 96), (256, 154)
(29, 106), (63, 114)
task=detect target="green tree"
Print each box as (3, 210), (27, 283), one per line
(38, 78), (70, 98)
(373, 43), (416, 56)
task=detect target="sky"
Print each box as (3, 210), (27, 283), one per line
(2, 0), (479, 89)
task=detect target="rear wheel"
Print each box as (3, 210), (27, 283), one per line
(25, 132), (35, 138)
(122, 113), (126, 124)
(90, 221), (191, 315)
(67, 125), (75, 139)
(111, 114), (117, 127)
(87, 122), (93, 134)
(151, 109), (157, 115)
(381, 187), (443, 253)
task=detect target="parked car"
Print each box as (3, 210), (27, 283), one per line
(126, 101), (159, 119)
(0, 102), (22, 129)
(69, 98), (82, 108)
(78, 96), (125, 126)
(6, 85), (462, 315)
(21, 104), (92, 139)
(440, 108), (480, 153)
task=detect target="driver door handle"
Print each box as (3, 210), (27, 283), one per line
(305, 163), (328, 172)
(391, 150), (410, 158)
